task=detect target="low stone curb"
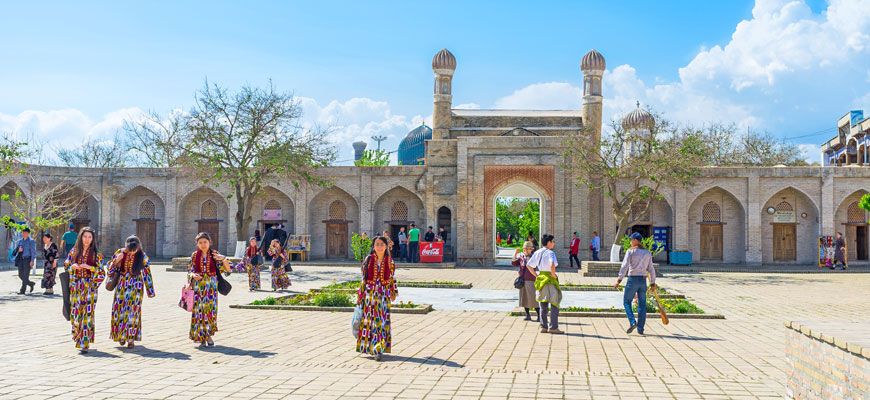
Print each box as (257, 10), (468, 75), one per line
(229, 303), (433, 314)
(510, 308), (723, 319)
(785, 321), (870, 360)
(661, 267), (870, 274)
(165, 265), (267, 272)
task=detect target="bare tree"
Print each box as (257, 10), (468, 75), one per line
(182, 80), (335, 241)
(57, 133), (129, 168)
(1, 173), (91, 238)
(122, 109), (189, 168)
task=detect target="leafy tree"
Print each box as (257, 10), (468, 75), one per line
(563, 110), (709, 246)
(181, 80), (335, 241)
(495, 198), (539, 246)
(350, 232), (373, 262)
(57, 133), (129, 168)
(860, 194), (870, 222)
(354, 149), (390, 166)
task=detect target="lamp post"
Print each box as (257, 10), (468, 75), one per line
(371, 135), (387, 152)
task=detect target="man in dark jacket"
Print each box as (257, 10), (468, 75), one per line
(260, 225), (276, 261)
(274, 224), (288, 248)
(424, 226), (435, 242)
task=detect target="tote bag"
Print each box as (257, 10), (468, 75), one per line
(178, 285), (194, 312)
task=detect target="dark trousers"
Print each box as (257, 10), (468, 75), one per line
(539, 301), (559, 330)
(17, 256), (33, 293)
(399, 244), (407, 262)
(408, 241), (419, 263)
(569, 254), (580, 268)
(592, 250), (599, 261)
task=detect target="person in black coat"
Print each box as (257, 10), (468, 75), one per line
(260, 225), (276, 262)
(274, 224), (288, 248)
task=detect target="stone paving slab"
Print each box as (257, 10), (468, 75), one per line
(0, 264), (865, 398)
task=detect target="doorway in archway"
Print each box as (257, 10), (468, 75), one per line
(493, 183), (542, 263)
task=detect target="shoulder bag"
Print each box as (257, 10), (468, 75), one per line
(216, 271), (232, 296)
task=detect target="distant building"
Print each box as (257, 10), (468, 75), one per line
(352, 141), (367, 162)
(822, 110), (870, 166)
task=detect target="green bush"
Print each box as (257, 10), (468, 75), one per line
(312, 291), (354, 307)
(252, 297), (278, 306)
(350, 233), (372, 262)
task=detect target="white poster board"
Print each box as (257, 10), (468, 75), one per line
(234, 241), (247, 258)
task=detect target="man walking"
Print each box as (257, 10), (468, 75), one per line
(569, 232), (581, 269)
(407, 224), (420, 263)
(16, 227), (37, 294)
(398, 226), (408, 262)
(614, 232), (656, 335)
(590, 231), (600, 261)
(61, 223), (78, 258)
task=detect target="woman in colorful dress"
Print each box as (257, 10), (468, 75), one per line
(356, 236), (397, 361)
(108, 236), (155, 349)
(267, 239), (291, 291)
(244, 237), (261, 291)
(63, 227), (105, 354)
(187, 232), (231, 347)
(41, 232), (59, 295)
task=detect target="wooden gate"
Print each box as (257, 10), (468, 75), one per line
(773, 224), (796, 261)
(136, 220), (157, 256)
(197, 221), (220, 252)
(326, 222), (348, 258)
(700, 224), (723, 261)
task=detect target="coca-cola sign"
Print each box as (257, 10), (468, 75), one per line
(421, 246), (441, 256)
(419, 242), (444, 263)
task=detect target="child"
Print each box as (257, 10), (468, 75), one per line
(267, 239), (291, 291)
(245, 237), (261, 291)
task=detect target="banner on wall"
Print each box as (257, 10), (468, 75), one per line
(263, 209), (282, 220)
(819, 236), (835, 267)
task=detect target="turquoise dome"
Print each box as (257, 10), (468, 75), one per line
(398, 124), (431, 166)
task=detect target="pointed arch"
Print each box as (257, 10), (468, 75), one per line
(308, 186), (360, 259)
(761, 186), (819, 264)
(688, 186), (746, 263)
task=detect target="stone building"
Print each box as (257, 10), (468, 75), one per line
(1, 48), (868, 266)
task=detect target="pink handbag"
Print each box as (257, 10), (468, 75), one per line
(178, 285), (194, 312)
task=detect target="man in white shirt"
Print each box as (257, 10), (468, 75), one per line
(528, 234), (563, 334)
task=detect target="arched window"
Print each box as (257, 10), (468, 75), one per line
(631, 201), (650, 221)
(265, 200), (281, 210)
(775, 201), (793, 212)
(74, 201), (89, 219)
(139, 199), (155, 219)
(702, 202), (721, 223)
(847, 202), (867, 223)
(328, 200), (346, 220)
(391, 201), (408, 221)
(201, 200), (217, 220)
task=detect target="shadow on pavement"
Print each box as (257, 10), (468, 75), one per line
(565, 333), (626, 340)
(81, 350), (120, 358)
(131, 345), (192, 360)
(641, 333), (721, 341)
(382, 355), (464, 368)
(198, 344), (276, 358)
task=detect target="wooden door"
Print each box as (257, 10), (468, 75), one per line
(700, 224), (723, 260)
(198, 221), (220, 252)
(73, 220), (89, 234)
(136, 220), (157, 256)
(856, 226), (867, 261)
(326, 223), (348, 258)
(773, 225), (796, 261)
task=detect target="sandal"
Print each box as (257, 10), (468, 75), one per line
(127, 342), (134, 349)
(119, 341), (126, 346)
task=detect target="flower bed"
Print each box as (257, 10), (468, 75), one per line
(559, 283), (671, 294)
(321, 280), (472, 290)
(230, 290), (432, 314)
(509, 294), (721, 319)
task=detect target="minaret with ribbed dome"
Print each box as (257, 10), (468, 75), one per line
(622, 101), (655, 159)
(432, 48), (456, 141)
(581, 49), (605, 143)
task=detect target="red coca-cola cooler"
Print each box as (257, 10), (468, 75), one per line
(419, 241), (444, 263)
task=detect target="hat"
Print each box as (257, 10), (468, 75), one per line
(630, 232), (643, 241)
(69, 223), (75, 229)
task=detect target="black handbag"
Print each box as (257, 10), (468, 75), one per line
(59, 271), (71, 321)
(105, 268), (121, 291)
(216, 271), (232, 296)
(251, 253), (262, 265)
(513, 275), (525, 289)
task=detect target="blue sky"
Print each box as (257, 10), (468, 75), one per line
(1, 0), (868, 164)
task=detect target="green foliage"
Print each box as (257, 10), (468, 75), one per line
(350, 233), (373, 262)
(312, 291), (354, 307)
(495, 198), (539, 244)
(354, 149), (390, 166)
(561, 295), (703, 314)
(860, 194), (870, 222)
(619, 234), (665, 256)
(252, 297), (278, 305)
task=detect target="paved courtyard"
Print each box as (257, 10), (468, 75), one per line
(0, 263), (864, 399)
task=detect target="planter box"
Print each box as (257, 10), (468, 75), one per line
(579, 261), (663, 277)
(669, 251), (692, 265)
(509, 308), (722, 319)
(230, 303), (432, 314)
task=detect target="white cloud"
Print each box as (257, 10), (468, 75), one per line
(493, 82), (581, 110)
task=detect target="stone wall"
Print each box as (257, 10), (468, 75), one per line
(786, 321), (870, 400)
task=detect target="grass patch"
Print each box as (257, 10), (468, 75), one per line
(252, 291), (424, 309)
(561, 294), (704, 314)
(559, 284), (670, 294)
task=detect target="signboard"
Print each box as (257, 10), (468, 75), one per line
(819, 236), (834, 267)
(419, 241), (443, 263)
(263, 209), (282, 220)
(851, 110), (864, 127)
(773, 210), (795, 223)
(652, 226), (669, 252)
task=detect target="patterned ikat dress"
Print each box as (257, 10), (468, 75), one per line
(63, 249), (105, 351)
(108, 249), (155, 343)
(267, 242), (291, 291)
(187, 250), (227, 343)
(356, 253), (397, 356)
